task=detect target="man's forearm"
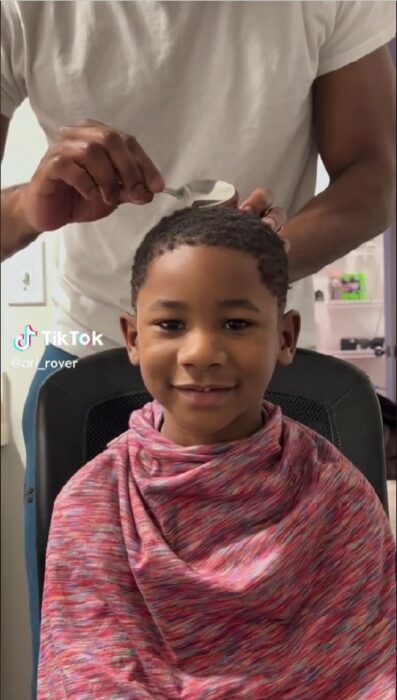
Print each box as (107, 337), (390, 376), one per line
(1, 184), (41, 261)
(284, 158), (396, 283)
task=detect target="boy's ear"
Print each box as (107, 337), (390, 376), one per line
(277, 310), (301, 366)
(119, 313), (140, 366)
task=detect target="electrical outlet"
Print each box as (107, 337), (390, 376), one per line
(6, 241), (46, 306)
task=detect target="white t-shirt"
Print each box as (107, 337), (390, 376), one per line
(1, 1), (395, 355)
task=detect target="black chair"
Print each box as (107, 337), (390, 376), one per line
(35, 347), (388, 605)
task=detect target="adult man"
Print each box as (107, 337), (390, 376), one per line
(1, 0), (395, 691)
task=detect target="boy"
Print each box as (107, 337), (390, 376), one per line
(38, 208), (395, 699)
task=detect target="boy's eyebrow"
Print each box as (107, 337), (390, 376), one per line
(148, 300), (189, 311)
(148, 299), (261, 312)
(218, 299), (261, 312)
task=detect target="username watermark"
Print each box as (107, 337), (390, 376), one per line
(11, 356), (79, 371)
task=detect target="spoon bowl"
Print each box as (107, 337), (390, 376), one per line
(163, 179), (236, 208)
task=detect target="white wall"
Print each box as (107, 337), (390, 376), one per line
(1, 101), (54, 700)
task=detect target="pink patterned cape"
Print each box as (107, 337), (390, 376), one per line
(38, 401), (395, 699)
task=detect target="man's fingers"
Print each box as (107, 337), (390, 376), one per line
(43, 157), (99, 201)
(72, 141), (124, 206)
(239, 187), (287, 235)
(261, 205), (287, 233)
(128, 137), (165, 194)
(240, 187), (275, 216)
(83, 129), (150, 203)
(55, 122), (164, 202)
(107, 134), (155, 203)
(50, 140), (134, 206)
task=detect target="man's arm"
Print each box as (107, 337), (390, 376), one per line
(1, 114), (41, 261)
(283, 46), (396, 283)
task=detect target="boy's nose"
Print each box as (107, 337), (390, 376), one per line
(178, 331), (227, 368)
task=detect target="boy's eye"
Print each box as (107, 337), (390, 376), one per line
(155, 320), (185, 331)
(224, 319), (253, 331)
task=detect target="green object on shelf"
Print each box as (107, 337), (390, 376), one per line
(340, 272), (368, 300)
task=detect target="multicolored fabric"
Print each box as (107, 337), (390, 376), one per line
(38, 401), (396, 699)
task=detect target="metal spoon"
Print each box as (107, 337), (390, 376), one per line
(163, 179), (236, 208)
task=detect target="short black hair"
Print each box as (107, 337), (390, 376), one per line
(131, 207), (289, 310)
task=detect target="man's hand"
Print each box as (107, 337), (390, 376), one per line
(20, 119), (165, 233)
(239, 187), (289, 248)
(240, 188), (287, 231)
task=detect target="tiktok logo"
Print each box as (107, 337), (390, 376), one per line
(13, 324), (38, 351)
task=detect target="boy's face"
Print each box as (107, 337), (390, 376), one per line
(121, 245), (300, 446)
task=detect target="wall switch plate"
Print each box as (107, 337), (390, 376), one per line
(6, 241), (46, 306)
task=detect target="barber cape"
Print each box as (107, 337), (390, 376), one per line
(38, 402), (395, 699)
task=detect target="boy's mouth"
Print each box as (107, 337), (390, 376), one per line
(174, 384), (236, 392)
(172, 384), (237, 408)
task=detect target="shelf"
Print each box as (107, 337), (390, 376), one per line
(318, 349), (383, 360)
(315, 299), (383, 309)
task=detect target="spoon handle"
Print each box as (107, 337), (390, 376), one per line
(163, 187), (181, 199)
